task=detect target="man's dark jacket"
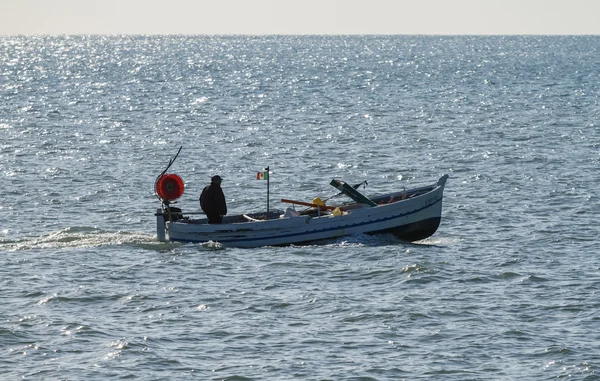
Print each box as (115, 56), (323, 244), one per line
(200, 183), (227, 217)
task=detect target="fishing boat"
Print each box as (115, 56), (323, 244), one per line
(154, 148), (449, 248)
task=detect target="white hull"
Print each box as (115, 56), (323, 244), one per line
(157, 175), (448, 248)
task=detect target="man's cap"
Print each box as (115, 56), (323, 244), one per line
(211, 175), (223, 182)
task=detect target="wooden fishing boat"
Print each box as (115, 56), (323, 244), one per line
(154, 151), (449, 247)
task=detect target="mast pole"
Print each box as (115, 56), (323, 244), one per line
(266, 166), (270, 218)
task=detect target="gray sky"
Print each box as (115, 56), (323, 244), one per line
(1, 0), (599, 35)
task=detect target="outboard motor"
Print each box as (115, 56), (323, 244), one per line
(162, 206), (183, 223)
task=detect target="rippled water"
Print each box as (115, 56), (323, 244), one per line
(1, 35), (599, 380)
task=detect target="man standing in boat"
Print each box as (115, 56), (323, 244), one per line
(200, 175), (227, 224)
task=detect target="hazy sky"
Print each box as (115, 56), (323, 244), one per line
(1, 0), (599, 35)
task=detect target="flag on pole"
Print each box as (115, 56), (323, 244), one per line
(257, 166), (271, 217)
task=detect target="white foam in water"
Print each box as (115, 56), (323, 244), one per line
(3, 227), (165, 251)
(200, 240), (226, 250)
(415, 236), (460, 246)
(2, 227), (232, 252)
(330, 233), (403, 247)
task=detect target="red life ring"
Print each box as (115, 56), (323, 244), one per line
(156, 174), (184, 201)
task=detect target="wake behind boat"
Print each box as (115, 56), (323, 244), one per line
(154, 148), (449, 248)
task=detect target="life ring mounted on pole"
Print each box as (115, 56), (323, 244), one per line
(154, 146), (184, 202)
(155, 173), (185, 202)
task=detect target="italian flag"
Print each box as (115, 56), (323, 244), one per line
(256, 171), (269, 180)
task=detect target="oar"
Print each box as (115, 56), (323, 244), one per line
(280, 199), (338, 211)
(323, 180), (367, 202)
(330, 179), (377, 207)
(280, 181), (367, 211)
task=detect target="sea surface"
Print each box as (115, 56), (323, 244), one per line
(1, 35), (599, 380)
